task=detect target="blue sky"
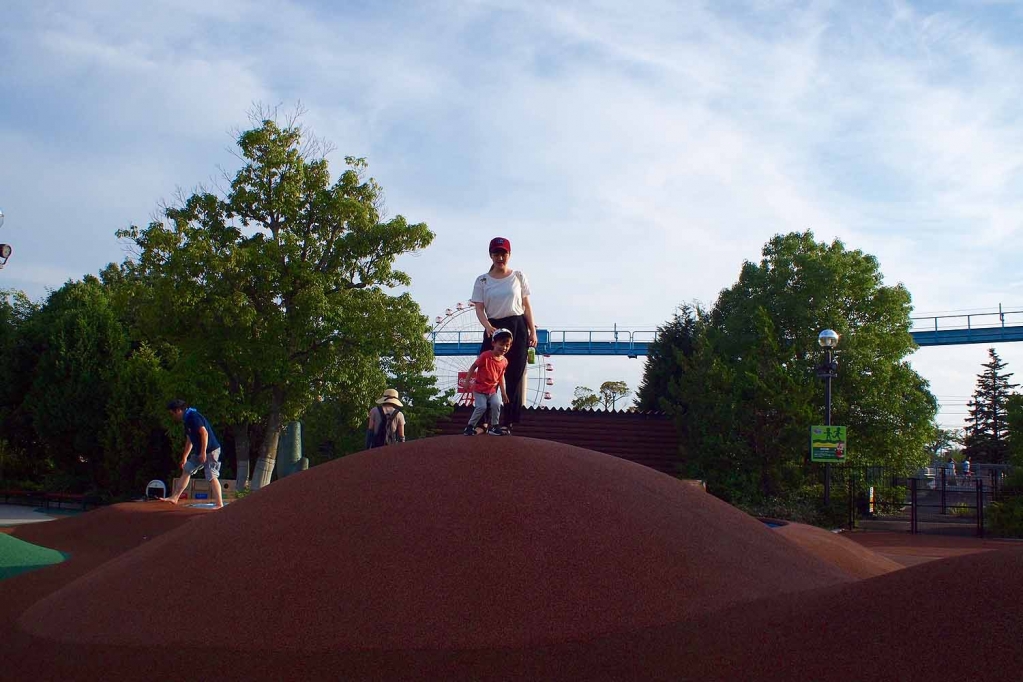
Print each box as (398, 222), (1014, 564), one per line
(3, 0), (1023, 428)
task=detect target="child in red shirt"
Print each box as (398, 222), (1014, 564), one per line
(463, 328), (513, 436)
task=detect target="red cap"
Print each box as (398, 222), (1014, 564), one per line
(489, 237), (511, 253)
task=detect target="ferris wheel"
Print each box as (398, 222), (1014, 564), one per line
(431, 302), (554, 408)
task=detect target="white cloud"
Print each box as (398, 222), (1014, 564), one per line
(3, 0), (1023, 414)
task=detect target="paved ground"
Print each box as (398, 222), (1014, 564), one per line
(846, 528), (1022, 567)
(0, 504), (66, 527)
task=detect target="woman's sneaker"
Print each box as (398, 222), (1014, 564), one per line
(487, 426), (507, 436)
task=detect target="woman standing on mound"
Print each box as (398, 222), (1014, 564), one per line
(470, 236), (537, 434)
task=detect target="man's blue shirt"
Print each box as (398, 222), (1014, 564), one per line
(184, 407), (221, 454)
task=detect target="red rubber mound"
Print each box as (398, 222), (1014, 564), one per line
(773, 522), (903, 579)
(13, 501), (208, 559)
(679, 546), (1023, 681)
(19, 437), (853, 652)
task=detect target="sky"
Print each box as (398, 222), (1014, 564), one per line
(3, 0), (1023, 429)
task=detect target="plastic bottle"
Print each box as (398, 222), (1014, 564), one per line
(527, 346), (536, 364)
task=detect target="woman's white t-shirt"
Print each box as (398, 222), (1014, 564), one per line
(471, 270), (531, 319)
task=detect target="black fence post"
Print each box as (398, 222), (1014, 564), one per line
(941, 467), (947, 515)
(977, 477), (985, 538)
(910, 477), (918, 534)
(848, 470), (855, 530)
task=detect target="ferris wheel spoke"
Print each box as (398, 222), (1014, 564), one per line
(429, 302), (554, 407)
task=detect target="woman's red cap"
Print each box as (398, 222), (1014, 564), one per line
(489, 237), (511, 253)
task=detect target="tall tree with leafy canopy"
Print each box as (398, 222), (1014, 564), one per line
(117, 112), (435, 489)
(599, 381), (631, 410)
(665, 231), (936, 503)
(16, 277), (129, 488)
(963, 348), (1018, 464)
(572, 387), (601, 410)
(636, 303), (699, 411)
(0, 289), (42, 481)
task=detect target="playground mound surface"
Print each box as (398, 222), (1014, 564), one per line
(773, 521), (904, 579)
(2, 436), (1022, 680)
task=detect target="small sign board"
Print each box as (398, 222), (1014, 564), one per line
(810, 425), (847, 462)
(457, 371), (472, 394)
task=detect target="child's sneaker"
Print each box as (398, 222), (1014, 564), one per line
(487, 426), (506, 436)
(462, 426), (476, 436)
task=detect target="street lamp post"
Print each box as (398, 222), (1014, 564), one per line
(817, 329), (840, 505)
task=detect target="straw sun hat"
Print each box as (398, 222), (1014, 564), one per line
(376, 388), (403, 407)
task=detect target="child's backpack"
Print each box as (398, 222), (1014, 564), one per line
(371, 406), (402, 447)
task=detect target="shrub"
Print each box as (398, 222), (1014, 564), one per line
(999, 468), (1023, 495)
(948, 501), (973, 517)
(989, 495), (1023, 538)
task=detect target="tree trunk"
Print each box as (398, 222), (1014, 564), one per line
(251, 389), (285, 491)
(234, 423), (251, 491)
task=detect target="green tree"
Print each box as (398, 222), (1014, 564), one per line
(390, 369), (454, 441)
(636, 304), (699, 411)
(0, 289), (43, 482)
(1006, 395), (1023, 467)
(571, 382), (631, 410)
(572, 387), (601, 410)
(303, 370), (452, 464)
(926, 425), (964, 464)
(599, 381), (631, 411)
(117, 113), (435, 488)
(101, 344), (173, 497)
(964, 349), (1018, 464)
(17, 277), (129, 490)
(666, 231), (936, 504)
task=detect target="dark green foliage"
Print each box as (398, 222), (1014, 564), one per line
(653, 231), (936, 508)
(1007, 395), (1023, 467)
(989, 469), (1023, 537)
(19, 277), (129, 488)
(0, 281), (175, 496)
(963, 349), (1018, 464)
(635, 304), (698, 412)
(0, 290), (44, 482)
(101, 345), (173, 497)
(389, 369), (453, 441)
(302, 370), (452, 464)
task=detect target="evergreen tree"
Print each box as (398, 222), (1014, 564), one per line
(963, 348), (1018, 464)
(635, 304), (699, 411)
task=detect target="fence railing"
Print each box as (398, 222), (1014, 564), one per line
(812, 464), (1014, 537)
(910, 305), (1023, 333)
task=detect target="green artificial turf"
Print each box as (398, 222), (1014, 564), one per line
(0, 533), (68, 581)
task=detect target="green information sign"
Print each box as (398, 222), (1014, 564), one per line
(810, 425), (847, 462)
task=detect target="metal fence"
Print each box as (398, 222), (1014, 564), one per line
(812, 464), (1015, 537)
